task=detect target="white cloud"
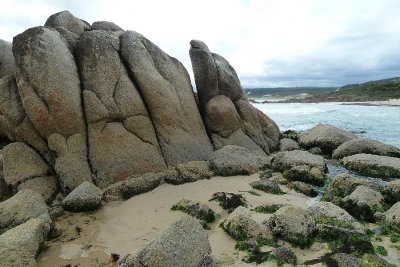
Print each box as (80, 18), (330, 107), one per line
(1, 0), (400, 87)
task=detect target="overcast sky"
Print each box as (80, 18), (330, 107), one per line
(1, 0), (400, 88)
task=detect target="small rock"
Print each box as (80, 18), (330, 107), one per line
(298, 124), (357, 154)
(62, 182), (103, 212)
(283, 165), (327, 186)
(279, 138), (300, 151)
(210, 145), (265, 176)
(223, 206), (272, 241)
(272, 150), (326, 173)
(92, 21), (124, 31)
(0, 216), (51, 267)
(271, 247), (297, 265)
(341, 185), (385, 222)
(17, 175), (58, 204)
(3, 142), (50, 187)
(125, 217), (212, 267)
(170, 161), (213, 185)
(268, 206), (316, 248)
(172, 199), (216, 223)
(340, 153), (400, 179)
(250, 179), (282, 194)
(289, 181), (318, 197)
(0, 189), (48, 233)
(281, 130), (299, 141)
(120, 172), (163, 199)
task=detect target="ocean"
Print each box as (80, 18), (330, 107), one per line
(254, 102), (400, 148)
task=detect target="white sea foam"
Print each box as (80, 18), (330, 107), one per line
(255, 102), (400, 148)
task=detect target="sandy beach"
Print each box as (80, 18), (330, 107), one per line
(341, 98), (400, 106)
(35, 172), (400, 267)
(36, 173), (326, 267)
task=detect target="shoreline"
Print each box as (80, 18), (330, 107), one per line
(250, 98), (400, 106)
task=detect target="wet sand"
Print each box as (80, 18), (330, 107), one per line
(36, 173), (399, 266)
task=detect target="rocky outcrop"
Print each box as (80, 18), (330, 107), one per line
(76, 30), (166, 187)
(121, 32), (213, 165)
(190, 40), (280, 156)
(250, 179), (282, 194)
(0, 39), (15, 78)
(0, 216), (51, 267)
(333, 138), (400, 159)
(340, 153), (400, 179)
(288, 181), (318, 197)
(62, 181), (103, 212)
(0, 11), (279, 195)
(299, 124), (357, 154)
(118, 217), (212, 267)
(0, 189), (48, 233)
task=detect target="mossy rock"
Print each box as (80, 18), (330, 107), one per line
(283, 165), (327, 187)
(171, 199), (216, 223)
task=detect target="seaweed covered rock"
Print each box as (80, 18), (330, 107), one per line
(62, 181), (103, 212)
(189, 40), (280, 155)
(375, 202), (400, 231)
(279, 138), (300, 151)
(271, 150), (326, 173)
(340, 153), (400, 179)
(322, 173), (382, 204)
(283, 165), (327, 186)
(308, 202), (364, 231)
(271, 247), (297, 265)
(288, 181), (318, 197)
(0, 216), (51, 267)
(330, 253), (361, 267)
(333, 138), (400, 159)
(250, 179), (282, 194)
(210, 145), (266, 176)
(267, 206), (316, 248)
(0, 189), (48, 233)
(222, 206), (272, 241)
(298, 124), (357, 154)
(172, 199), (215, 223)
(119, 217), (212, 267)
(382, 179), (400, 204)
(341, 185), (385, 222)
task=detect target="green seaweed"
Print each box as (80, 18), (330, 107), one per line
(252, 204), (283, 214)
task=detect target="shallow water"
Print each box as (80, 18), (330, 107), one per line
(255, 102), (400, 148)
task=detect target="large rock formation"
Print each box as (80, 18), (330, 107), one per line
(190, 40), (280, 156)
(0, 11), (279, 194)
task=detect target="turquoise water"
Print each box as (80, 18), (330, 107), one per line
(254, 102), (400, 148)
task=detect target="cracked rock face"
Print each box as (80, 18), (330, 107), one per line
(0, 11), (279, 191)
(190, 40), (280, 156)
